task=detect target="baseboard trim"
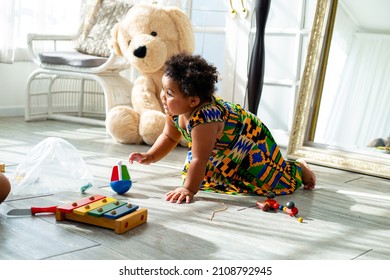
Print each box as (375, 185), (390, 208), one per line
(0, 106), (24, 117)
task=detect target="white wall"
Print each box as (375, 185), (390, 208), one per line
(0, 61), (37, 117)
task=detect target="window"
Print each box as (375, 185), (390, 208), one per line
(0, 0), (82, 62)
(258, 0), (316, 145)
(184, 0), (227, 92)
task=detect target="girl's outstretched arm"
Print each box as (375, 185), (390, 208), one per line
(129, 115), (181, 164)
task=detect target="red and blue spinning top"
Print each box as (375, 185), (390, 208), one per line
(110, 161), (132, 194)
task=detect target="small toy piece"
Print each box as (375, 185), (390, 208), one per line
(80, 182), (93, 193)
(284, 201), (299, 217)
(256, 192), (279, 211)
(265, 192), (280, 210)
(110, 161), (132, 194)
(256, 193), (303, 223)
(55, 194), (147, 234)
(0, 163), (5, 172)
(256, 201), (270, 211)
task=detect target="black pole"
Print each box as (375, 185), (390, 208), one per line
(247, 0), (271, 114)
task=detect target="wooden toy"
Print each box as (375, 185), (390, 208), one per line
(284, 201), (299, 217)
(256, 192), (280, 211)
(0, 163), (5, 172)
(256, 192), (303, 223)
(110, 161), (132, 194)
(55, 195), (147, 234)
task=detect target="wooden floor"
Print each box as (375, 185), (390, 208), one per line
(0, 117), (389, 260)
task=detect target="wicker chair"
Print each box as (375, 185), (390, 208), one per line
(25, 1), (133, 126)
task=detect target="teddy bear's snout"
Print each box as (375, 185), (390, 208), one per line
(134, 46), (147, 58)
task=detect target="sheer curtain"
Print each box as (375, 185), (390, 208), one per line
(0, 0), (82, 63)
(322, 34), (390, 148)
(0, 0), (15, 63)
(315, 5), (390, 149)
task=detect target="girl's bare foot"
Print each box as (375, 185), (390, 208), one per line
(297, 159), (316, 190)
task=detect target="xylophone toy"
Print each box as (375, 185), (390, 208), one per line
(55, 194), (147, 234)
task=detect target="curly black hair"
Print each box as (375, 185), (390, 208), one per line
(164, 53), (219, 103)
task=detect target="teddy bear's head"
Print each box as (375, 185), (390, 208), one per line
(111, 3), (195, 74)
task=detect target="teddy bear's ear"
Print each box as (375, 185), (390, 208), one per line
(166, 7), (195, 54)
(109, 23), (123, 57)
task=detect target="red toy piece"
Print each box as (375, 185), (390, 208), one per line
(256, 201), (270, 211)
(265, 192), (280, 210)
(256, 192), (280, 211)
(257, 193), (303, 222)
(285, 201), (298, 216)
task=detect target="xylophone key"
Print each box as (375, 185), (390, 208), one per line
(73, 197), (116, 216)
(88, 200), (126, 217)
(103, 203), (139, 219)
(56, 195), (106, 213)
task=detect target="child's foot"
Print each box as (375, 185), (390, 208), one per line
(297, 159), (316, 190)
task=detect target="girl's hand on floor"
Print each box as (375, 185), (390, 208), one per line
(165, 187), (195, 204)
(129, 153), (152, 164)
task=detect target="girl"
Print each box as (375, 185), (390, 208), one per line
(129, 54), (316, 204)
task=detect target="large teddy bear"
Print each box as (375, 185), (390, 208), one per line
(106, 3), (195, 145)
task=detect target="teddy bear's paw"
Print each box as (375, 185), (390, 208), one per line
(106, 106), (143, 144)
(139, 110), (166, 145)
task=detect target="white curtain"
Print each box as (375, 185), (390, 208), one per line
(315, 4), (390, 149)
(0, 0), (82, 63)
(321, 34), (390, 148)
(0, 0), (15, 63)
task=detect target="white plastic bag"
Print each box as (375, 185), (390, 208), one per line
(10, 137), (93, 196)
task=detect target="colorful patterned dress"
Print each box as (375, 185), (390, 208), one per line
(170, 97), (303, 196)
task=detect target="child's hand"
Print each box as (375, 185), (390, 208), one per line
(128, 153), (152, 164)
(165, 187), (195, 204)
